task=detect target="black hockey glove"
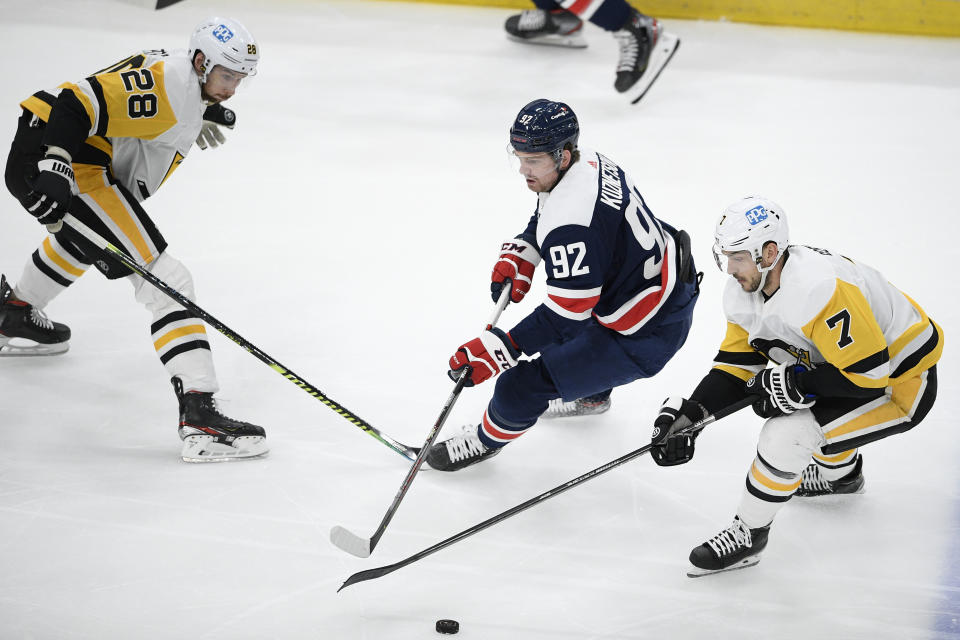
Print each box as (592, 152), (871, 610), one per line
(23, 150), (75, 225)
(746, 362), (815, 416)
(196, 104), (236, 150)
(650, 397), (708, 467)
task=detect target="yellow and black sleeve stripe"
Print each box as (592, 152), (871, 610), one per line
(712, 321), (768, 381)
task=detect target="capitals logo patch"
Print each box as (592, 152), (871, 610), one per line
(745, 205), (768, 225)
(213, 25), (235, 42)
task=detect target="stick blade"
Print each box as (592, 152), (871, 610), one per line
(338, 562), (403, 592)
(330, 525), (373, 558)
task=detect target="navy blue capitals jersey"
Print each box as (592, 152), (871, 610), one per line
(509, 149), (681, 355)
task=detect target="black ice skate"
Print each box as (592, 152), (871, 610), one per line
(795, 455), (865, 497)
(172, 376), (268, 462)
(542, 395), (611, 419)
(504, 9), (587, 49)
(688, 516), (770, 577)
(613, 10), (661, 93)
(0, 274), (70, 357)
(426, 424), (501, 472)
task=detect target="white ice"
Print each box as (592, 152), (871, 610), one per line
(1, 1), (959, 638)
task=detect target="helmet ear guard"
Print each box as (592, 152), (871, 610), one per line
(189, 17), (259, 84)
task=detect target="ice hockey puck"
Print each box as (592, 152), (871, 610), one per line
(436, 619), (459, 634)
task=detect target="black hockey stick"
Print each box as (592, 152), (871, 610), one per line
(337, 395), (756, 590)
(55, 214), (419, 461)
(329, 287), (512, 558)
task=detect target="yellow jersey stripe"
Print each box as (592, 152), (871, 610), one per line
(20, 95), (52, 120)
(87, 186), (154, 263)
(154, 325), (207, 351)
(750, 463), (802, 492)
(42, 237), (86, 277)
(823, 373), (925, 440)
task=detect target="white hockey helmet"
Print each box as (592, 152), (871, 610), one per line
(189, 17), (259, 83)
(712, 195), (789, 276)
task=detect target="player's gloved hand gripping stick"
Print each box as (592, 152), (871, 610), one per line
(330, 287), (512, 558)
(52, 213), (419, 461)
(337, 394), (756, 590)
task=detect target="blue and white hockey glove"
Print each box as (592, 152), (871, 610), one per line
(650, 396), (708, 466)
(747, 362), (816, 416)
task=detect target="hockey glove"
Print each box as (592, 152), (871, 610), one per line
(491, 238), (541, 304)
(650, 396), (708, 467)
(196, 104), (236, 150)
(23, 149), (75, 226)
(448, 328), (521, 387)
(746, 362), (816, 415)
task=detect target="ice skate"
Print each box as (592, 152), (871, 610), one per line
(0, 274), (70, 356)
(613, 10), (680, 103)
(426, 424), (501, 472)
(794, 455), (865, 497)
(172, 376), (268, 462)
(542, 395), (611, 419)
(688, 516), (770, 577)
(505, 9), (587, 49)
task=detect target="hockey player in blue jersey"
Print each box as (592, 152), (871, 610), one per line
(425, 99), (701, 471)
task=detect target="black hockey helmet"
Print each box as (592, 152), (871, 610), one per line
(509, 99), (579, 155)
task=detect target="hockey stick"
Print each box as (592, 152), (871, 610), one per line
(330, 287), (512, 558)
(337, 394), (756, 590)
(53, 214), (419, 461)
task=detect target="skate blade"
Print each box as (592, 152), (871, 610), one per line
(686, 554), (761, 578)
(180, 435), (269, 463)
(506, 33), (588, 49)
(0, 336), (69, 357)
(626, 31), (680, 105)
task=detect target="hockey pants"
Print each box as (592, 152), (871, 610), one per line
(5, 108), (218, 392)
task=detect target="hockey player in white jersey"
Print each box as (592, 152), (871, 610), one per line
(0, 18), (267, 462)
(649, 196), (943, 576)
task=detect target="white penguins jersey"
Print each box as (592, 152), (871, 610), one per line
(21, 49), (203, 201)
(713, 245), (943, 390)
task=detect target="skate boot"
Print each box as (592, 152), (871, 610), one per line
(0, 274), (70, 356)
(542, 394), (612, 419)
(426, 424), (501, 472)
(613, 9), (661, 92)
(505, 9), (587, 49)
(794, 455), (865, 497)
(172, 376), (268, 462)
(688, 516), (770, 577)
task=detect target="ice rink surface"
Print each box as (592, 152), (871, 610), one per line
(1, 0), (958, 637)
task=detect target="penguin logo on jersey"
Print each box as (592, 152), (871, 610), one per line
(213, 25), (235, 43)
(745, 205), (768, 225)
(750, 338), (814, 369)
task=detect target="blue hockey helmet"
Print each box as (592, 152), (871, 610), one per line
(509, 99), (579, 155)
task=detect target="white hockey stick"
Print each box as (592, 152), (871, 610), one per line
(330, 287), (512, 558)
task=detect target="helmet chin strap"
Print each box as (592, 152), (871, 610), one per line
(755, 249), (784, 292)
